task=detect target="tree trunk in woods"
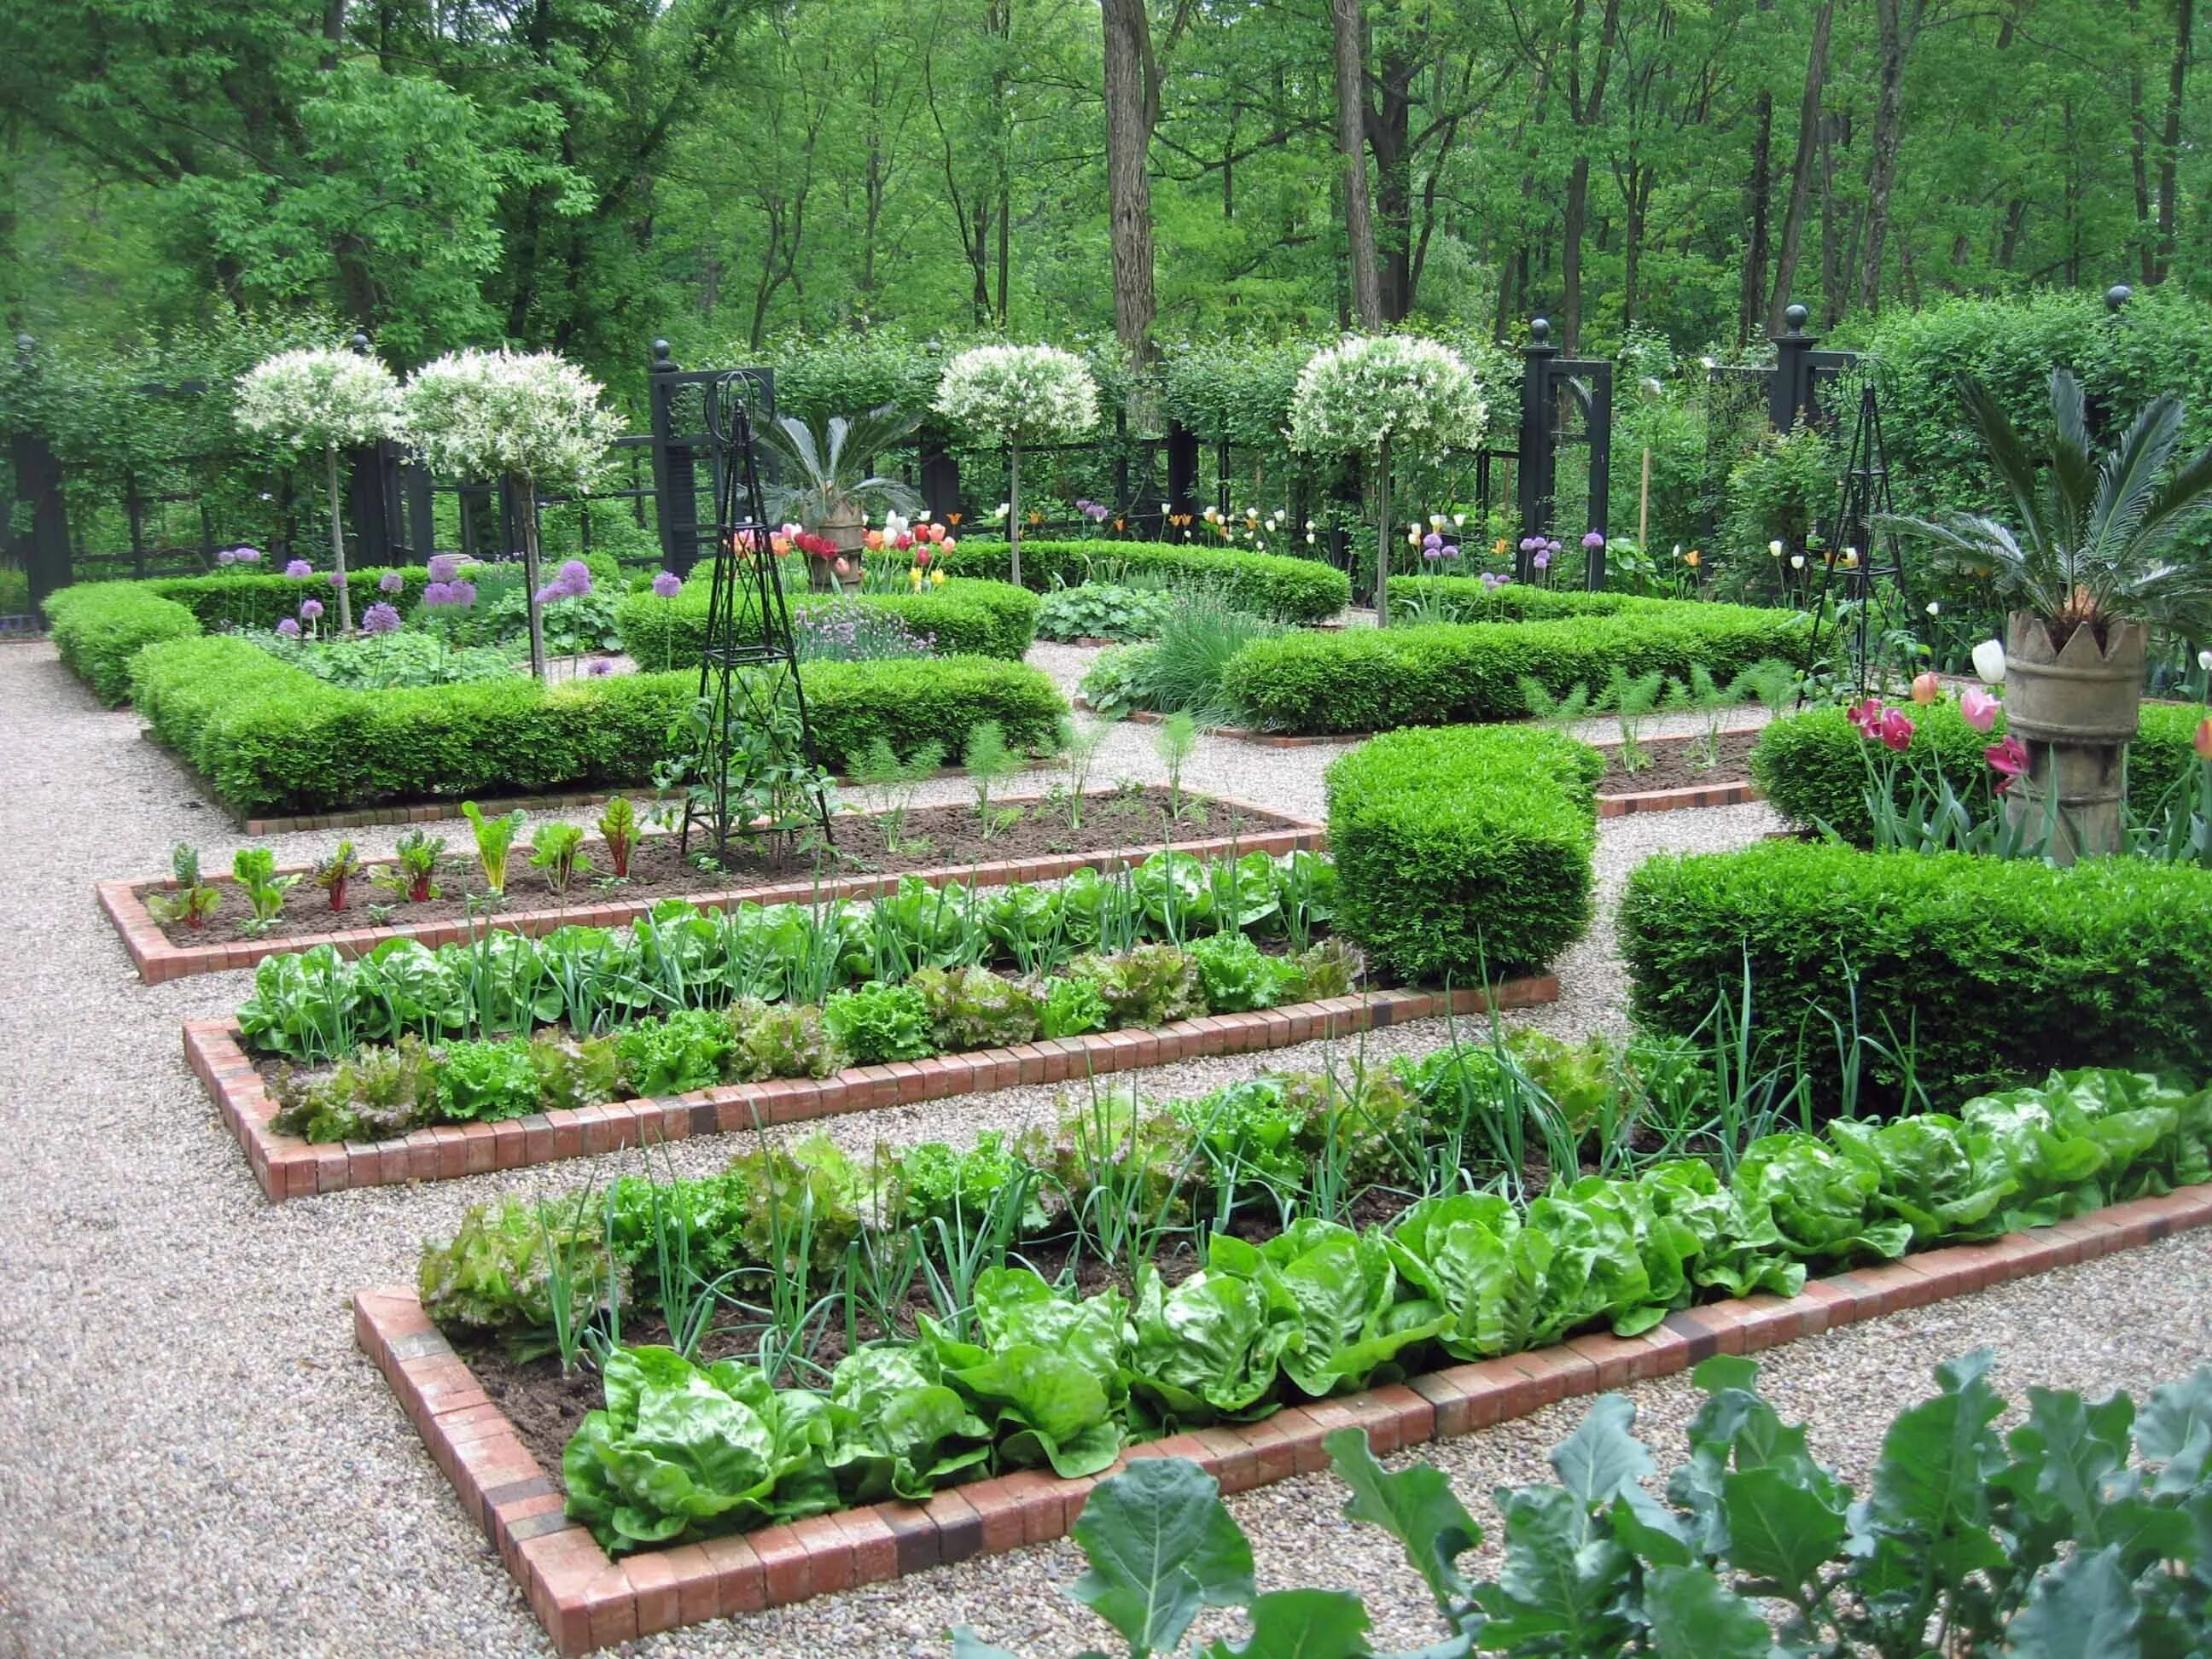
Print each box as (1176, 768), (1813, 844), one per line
(1767, 0), (1833, 332)
(1100, 0), (1159, 359)
(2157, 0), (2192, 282)
(1738, 89), (1773, 347)
(1330, 0), (1382, 329)
(2131, 0), (2157, 284)
(324, 447), (352, 634)
(518, 477), (546, 682)
(1858, 0), (1917, 314)
(1558, 0), (1622, 352)
(1369, 49), (1416, 321)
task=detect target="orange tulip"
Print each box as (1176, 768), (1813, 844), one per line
(1911, 671), (1942, 705)
(2196, 716), (2212, 761)
(1684, 549), (1702, 568)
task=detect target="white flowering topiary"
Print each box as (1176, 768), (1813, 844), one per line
(934, 345), (1100, 585)
(1287, 335), (1487, 625)
(403, 348), (625, 678)
(235, 346), (405, 632)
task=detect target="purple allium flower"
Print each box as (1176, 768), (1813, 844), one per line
(651, 570), (683, 599)
(422, 581), (452, 607)
(276, 617), (301, 637)
(450, 579), (477, 608)
(586, 658), (614, 678)
(427, 554), (461, 583)
(300, 597), (324, 621)
(377, 570), (405, 594)
(558, 559), (591, 589)
(1441, 544), (1459, 560)
(1518, 537), (1538, 553)
(1532, 548), (1551, 570)
(284, 559), (313, 579)
(1423, 532), (1443, 552)
(1581, 530), (1606, 550)
(361, 602), (402, 635)
(327, 568), (346, 587)
(215, 548), (238, 567)
(1085, 502), (1109, 522)
(1480, 572), (1509, 590)
(235, 546), (261, 565)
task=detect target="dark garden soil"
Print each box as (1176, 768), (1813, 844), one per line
(1593, 728), (1759, 795)
(144, 786), (1304, 947)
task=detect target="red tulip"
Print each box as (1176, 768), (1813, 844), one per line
(1848, 698), (1885, 739)
(1986, 734), (2029, 793)
(1877, 708), (1915, 752)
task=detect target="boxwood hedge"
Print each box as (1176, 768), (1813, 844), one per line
(1325, 725), (1603, 985)
(614, 579), (1039, 667)
(147, 567), (437, 632)
(42, 583), (202, 705)
(1380, 577), (1642, 623)
(1752, 699), (2212, 844)
(1224, 602), (1812, 735)
(129, 635), (1067, 816)
(934, 538), (1349, 624)
(1620, 840), (2212, 1112)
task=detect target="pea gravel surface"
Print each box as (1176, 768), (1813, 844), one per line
(3, 635), (2145, 1659)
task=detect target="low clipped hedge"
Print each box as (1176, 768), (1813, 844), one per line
(1326, 725), (1603, 985)
(130, 636), (1067, 816)
(1224, 602), (1812, 735)
(148, 568), (436, 632)
(1620, 840), (2212, 1112)
(1380, 577), (1642, 623)
(614, 579), (1039, 667)
(935, 538), (1349, 624)
(1753, 699), (2212, 844)
(43, 584), (202, 705)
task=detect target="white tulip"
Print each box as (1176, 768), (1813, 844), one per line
(1925, 601), (1941, 616)
(1768, 539), (1784, 557)
(2199, 649), (2211, 672)
(1972, 639), (2007, 684)
(1790, 555), (1806, 569)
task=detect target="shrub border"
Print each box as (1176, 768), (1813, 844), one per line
(102, 793), (1323, 983)
(188, 978), (1557, 1201)
(353, 1181), (2212, 1654)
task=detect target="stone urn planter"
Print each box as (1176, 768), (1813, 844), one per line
(807, 508), (866, 593)
(2001, 609), (2145, 862)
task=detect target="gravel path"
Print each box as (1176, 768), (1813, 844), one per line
(0, 635), (2129, 1659)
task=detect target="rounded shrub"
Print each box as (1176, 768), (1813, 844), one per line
(1325, 725), (1602, 985)
(934, 538), (1349, 624)
(43, 583), (202, 704)
(614, 579), (1039, 667)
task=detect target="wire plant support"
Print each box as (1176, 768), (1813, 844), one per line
(678, 369), (835, 864)
(1803, 375), (1917, 700)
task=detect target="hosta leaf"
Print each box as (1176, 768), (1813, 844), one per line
(1069, 1458), (1255, 1656)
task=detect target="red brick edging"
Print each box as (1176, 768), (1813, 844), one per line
(102, 794), (1323, 984)
(354, 1179), (2212, 1654)
(1597, 779), (1762, 817)
(189, 977), (1556, 1201)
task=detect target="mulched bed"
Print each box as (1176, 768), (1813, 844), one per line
(1594, 727), (1758, 795)
(143, 786), (1299, 947)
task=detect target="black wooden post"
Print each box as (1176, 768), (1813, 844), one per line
(1516, 317), (1558, 580)
(1770, 304), (1818, 431)
(1582, 362), (1613, 590)
(11, 335), (70, 613)
(1166, 420), (1199, 528)
(647, 340), (701, 574)
(916, 423), (963, 526)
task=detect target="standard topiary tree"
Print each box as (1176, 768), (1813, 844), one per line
(234, 345), (404, 634)
(934, 345), (1099, 588)
(1288, 335), (1487, 627)
(401, 349), (623, 680)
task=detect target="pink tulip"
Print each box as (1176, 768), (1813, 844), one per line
(1959, 687), (1999, 734)
(1986, 734), (2029, 793)
(1848, 697), (1885, 739)
(1910, 671), (1941, 705)
(1877, 708), (1915, 753)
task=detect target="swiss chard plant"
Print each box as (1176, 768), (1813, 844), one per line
(148, 841), (222, 929)
(597, 796), (638, 880)
(529, 822), (592, 895)
(460, 801), (526, 895)
(233, 846), (300, 935)
(313, 841), (364, 913)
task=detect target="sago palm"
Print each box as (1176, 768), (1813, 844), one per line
(754, 403), (923, 527)
(1883, 368), (2212, 646)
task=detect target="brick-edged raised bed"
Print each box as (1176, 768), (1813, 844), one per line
(189, 977), (1555, 1201)
(102, 794), (1324, 984)
(1595, 779), (1761, 817)
(354, 1179), (2212, 1654)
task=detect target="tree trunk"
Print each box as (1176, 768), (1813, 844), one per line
(1100, 0), (1159, 359)
(1738, 89), (1773, 347)
(2157, 0), (2192, 281)
(1006, 442), (1022, 590)
(519, 477), (546, 682)
(1562, 154), (1592, 351)
(1369, 47), (1416, 321)
(1858, 0), (1914, 313)
(1373, 435), (1391, 626)
(1329, 0), (1382, 328)
(1767, 0), (1832, 332)
(325, 447), (352, 633)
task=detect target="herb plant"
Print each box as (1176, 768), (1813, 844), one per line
(963, 719), (1023, 840)
(1155, 711), (1198, 821)
(1600, 666), (1666, 773)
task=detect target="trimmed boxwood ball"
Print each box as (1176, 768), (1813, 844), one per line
(1325, 725), (1603, 985)
(1620, 840), (2212, 1113)
(42, 583), (202, 705)
(933, 537), (1349, 625)
(128, 634), (1066, 816)
(1752, 699), (2212, 845)
(614, 578), (1039, 666)
(1224, 601), (1810, 735)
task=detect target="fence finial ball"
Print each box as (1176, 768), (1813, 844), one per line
(651, 338), (674, 368)
(1528, 317), (1551, 345)
(349, 332), (372, 355)
(2106, 284), (2133, 312)
(13, 333), (32, 360)
(1784, 303), (1810, 334)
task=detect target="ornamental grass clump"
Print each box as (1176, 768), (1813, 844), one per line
(934, 345), (1099, 588)
(401, 349), (622, 680)
(1288, 335), (1487, 626)
(234, 346), (405, 633)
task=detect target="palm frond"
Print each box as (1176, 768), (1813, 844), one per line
(2087, 393), (2182, 566)
(1957, 375), (2056, 556)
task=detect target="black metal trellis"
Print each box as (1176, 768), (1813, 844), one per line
(1802, 380), (1915, 699)
(678, 370), (835, 862)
